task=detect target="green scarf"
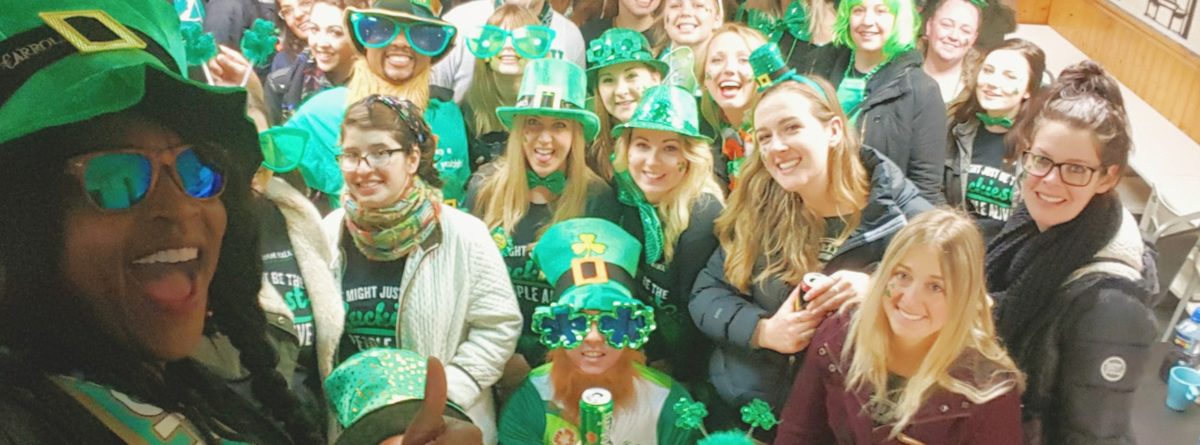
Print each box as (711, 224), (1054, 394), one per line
(526, 170), (567, 195)
(343, 179), (441, 261)
(837, 53), (887, 124)
(976, 112), (1014, 129)
(614, 170), (664, 264)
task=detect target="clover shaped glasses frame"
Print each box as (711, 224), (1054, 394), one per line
(466, 24), (556, 60)
(532, 302), (656, 350)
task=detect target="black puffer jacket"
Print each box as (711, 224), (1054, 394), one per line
(808, 48), (948, 205)
(689, 146), (931, 411)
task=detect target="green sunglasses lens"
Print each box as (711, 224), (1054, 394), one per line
(512, 26), (555, 59)
(260, 128), (310, 173)
(82, 153), (153, 210)
(405, 23), (455, 56)
(351, 13), (399, 49)
(467, 25), (507, 59)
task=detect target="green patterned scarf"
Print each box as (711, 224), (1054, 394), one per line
(614, 170), (664, 264)
(343, 178), (441, 261)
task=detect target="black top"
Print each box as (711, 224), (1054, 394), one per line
(964, 127), (1015, 240)
(338, 230), (408, 362)
(618, 193), (723, 383)
(256, 199), (315, 364)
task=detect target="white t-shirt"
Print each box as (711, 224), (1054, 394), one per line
(433, 0), (587, 103)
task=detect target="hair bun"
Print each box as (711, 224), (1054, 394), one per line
(1055, 60), (1125, 108)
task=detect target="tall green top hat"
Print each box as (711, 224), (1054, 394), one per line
(0, 0), (260, 174)
(325, 348), (470, 445)
(585, 28), (669, 87)
(749, 42), (827, 96)
(531, 218), (656, 350)
(612, 85), (712, 142)
(496, 56), (601, 140)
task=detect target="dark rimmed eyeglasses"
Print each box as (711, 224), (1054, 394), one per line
(1021, 152), (1103, 187)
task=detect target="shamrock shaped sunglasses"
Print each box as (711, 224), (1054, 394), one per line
(532, 302), (656, 350)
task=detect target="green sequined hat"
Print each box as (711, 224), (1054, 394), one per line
(749, 42), (827, 95)
(0, 0), (260, 178)
(612, 85), (712, 142)
(585, 28), (669, 86)
(532, 218), (643, 311)
(496, 56), (601, 140)
(325, 348), (470, 445)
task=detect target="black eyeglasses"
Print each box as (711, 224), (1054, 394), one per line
(336, 148), (408, 171)
(1021, 152), (1103, 187)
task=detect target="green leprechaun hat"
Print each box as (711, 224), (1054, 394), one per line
(612, 85), (712, 142)
(496, 56), (601, 140)
(585, 28), (669, 86)
(748, 41), (826, 95)
(345, 0), (457, 62)
(0, 0), (260, 176)
(531, 218), (656, 350)
(325, 348), (470, 445)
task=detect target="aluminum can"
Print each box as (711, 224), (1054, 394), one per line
(580, 387), (614, 445)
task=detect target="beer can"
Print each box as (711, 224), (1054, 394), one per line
(580, 387), (614, 445)
(796, 272), (831, 311)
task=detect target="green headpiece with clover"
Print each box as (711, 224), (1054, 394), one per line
(530, 218), (656, 350)
(672, 398), (779, 444)
(585, 27), (669, 88)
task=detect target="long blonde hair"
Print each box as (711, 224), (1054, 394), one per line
(472, 118), (603, 233)
(715, 79), (868, 293)
(613, 130), (724, 262)
(462, 5), (539, 136)
(844, 208), (1024, 438)
(696, 23), (766, 131)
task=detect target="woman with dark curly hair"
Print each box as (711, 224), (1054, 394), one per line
(0, 0), (321, 443)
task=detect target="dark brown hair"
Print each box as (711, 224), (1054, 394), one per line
(341, 95), (444, 188)
(1010, 60), (1132, 174)
(951, 38), (1046, 131)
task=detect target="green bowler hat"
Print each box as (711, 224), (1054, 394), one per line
(532, 218), (643, 311)
(0, 0), (260, 174)
(585, 28), (669, 86)
(496, 56), (601, 140)
(325, 348), (470, 445)
(612, 85), (712, 142)
(749, 42), (826, 95)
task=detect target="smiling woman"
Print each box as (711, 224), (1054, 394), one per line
(697, 23), (766, 191)
(0, 1), (320, 443)
(586, 28), (667, 180)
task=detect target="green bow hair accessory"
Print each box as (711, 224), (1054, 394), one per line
(525, 170), (566, 194)
(976, 112), (1014, 129)
(740, 1), (811, 43)
(180, 22), (217, 66)
(613, 171), (663, 264)
(240, 18), (279, 67)
(970, 0), (988, 7)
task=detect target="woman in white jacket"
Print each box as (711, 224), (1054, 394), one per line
(320, 95), (522, 444)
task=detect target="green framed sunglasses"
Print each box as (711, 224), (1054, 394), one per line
(349, 11), (455, 57)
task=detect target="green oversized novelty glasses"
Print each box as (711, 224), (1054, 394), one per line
(259, 127), (309, 173)
(532, 302), (656, 350)
(66, 145), (226, 211)
(466, 24), (555, 60)
(350, 11), (455, 57)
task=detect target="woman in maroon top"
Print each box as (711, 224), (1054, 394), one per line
(776, 209), (1024, 444)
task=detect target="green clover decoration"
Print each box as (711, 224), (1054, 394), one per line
(740, 399), (778, 432)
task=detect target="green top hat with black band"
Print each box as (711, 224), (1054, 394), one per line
(325, 348), (471, 445)
(496, 57), (600, 140)
(749, 42), (827, 97)
(612, 85), (712, 142)
(585, 28), (669, 87)
(0, 0), (261, 175)
(346, 0), (457, 61)
(530, 218), (656, 350)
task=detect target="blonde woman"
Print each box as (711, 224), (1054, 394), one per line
(776, 209), (1024, 444)
(610, 84), (724, 387)
(462, 5), (556, 171)
(696, 23), (766, 190)
(690, 43), (930, 423)
(586, 28), (667, 180)
(467, 57), (620, 382)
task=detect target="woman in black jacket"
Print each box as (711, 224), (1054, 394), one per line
(986, 61), (1157, 445)
(807, 0), (947, 204)
(0, 1), (320, 443)
(690, 49), (930, 430)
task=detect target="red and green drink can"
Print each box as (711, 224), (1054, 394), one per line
(580, 387), (614, 445)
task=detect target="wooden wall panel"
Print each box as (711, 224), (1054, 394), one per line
(1048, 0), (1200, 144)
(1019, 0), (1052, 24)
